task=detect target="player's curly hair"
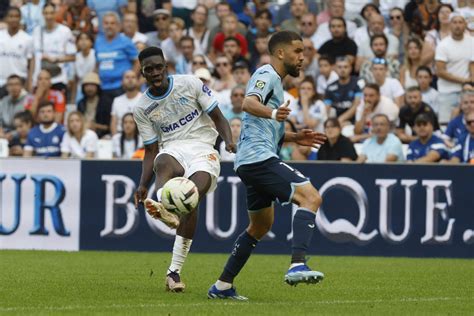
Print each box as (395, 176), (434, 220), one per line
(268, 31), (302, 55)
(138, 46), (165, 64)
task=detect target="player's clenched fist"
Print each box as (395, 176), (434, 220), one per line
(226, 143), (237, 153)
(272, 100), (291, 122)
(134, 185), (148, 209)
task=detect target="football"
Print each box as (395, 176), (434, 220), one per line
(161, 177), (200, 216)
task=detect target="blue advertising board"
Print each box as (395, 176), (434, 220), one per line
(79, 161), (474, 258)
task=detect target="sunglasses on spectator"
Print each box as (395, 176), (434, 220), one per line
(232, 93), (245, 97)
(193, 61), (206, 65)
(301, 22), (313, 26)
(216, 62), (229, 67)
(372, 57), (387, 65)
(390, 15), (402, 20)
(467, 120), (474, 125)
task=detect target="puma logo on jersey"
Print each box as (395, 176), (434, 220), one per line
(160, 109), (199, 133)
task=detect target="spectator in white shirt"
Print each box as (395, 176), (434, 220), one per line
(370, 58), (405, 106)
(316, 56), (338, 96)
(110, 70), (142, 135)
(186, 5), (210, 55)
(435, 11), (474, 124)
(122, 12), (148, 46)
(416, 66), (439, 114)
(61, 111), (98, 158)
(161, 18), (185, 69)
(73, 32), (96, 103)
(112, 113), (142, 159)
(32, 2), (76, 95)
(0, 7), (35, 97)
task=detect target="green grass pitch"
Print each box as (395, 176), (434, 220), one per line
(0, 250), (472, 315)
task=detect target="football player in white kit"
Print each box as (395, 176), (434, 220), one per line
(133, 47), (236, 292)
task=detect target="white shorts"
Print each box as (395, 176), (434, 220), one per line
(155, 141), (221, 193)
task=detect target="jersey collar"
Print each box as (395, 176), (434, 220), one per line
(146, 76), (174, 100)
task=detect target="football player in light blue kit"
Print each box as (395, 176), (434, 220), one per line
(208, 31), (327, 300)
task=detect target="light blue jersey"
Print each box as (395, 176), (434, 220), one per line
(235, 64), (285, 169)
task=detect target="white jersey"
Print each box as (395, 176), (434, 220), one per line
(133, 75), (219, 148)
(0, 29), (34, 86)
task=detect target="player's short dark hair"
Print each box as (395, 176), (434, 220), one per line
(406, 86), (421, 93)
(416, 65), (432, 77)
(224, 36), (240, 47)
(370, 34), (388, 47)
(37, 100), (55, 111)
(14, 110), (34, 124)
(138, 46), (165, 64)
(364, 83), (380, 94)
(268, 31), (302, 55)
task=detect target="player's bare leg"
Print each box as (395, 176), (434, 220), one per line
(144, 154), (184, 227)
(284, 183), (324, 286)
(165, 171), (212, 293)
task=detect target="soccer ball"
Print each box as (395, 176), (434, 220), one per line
(161, 177), (199, 216)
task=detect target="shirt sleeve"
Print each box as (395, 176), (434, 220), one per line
(64, 28), (77, 55)
(435, 42), (448, 62)
(246, 70), (275, 105)
(451, 143), (463, 160)
(133, 106), (159, 145)
(429, 141), (448, 158)
(406, 143), (414, 161)
(85, 131), (99, 153)
(60, 133), (71, 153)
(191, 76), (219, 113)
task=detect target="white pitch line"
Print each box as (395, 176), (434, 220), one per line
(0, 297), (471, 312)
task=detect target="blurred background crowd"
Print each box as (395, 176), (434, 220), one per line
(0, 0), (473, 163)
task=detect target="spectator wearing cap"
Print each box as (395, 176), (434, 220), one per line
(175, 36), (195, 75)
(356, 114), (404, 163)
(280, 0), (308, 34)
(135, 0), (172, 34)
(445, 91), (474, 145)
(416, 66), (439, 113)
(186, 5), (210, 55)
(354, 84), (400, 138)
(95, 12), (139, 104)
(324, 57), (362, 125)
(435, 11), (474, 124)
(370, 58), (405, 107)
(25, 70), (66, 123)
(77, 72), (112, 138)
(313, 0), (357, 50)
(23, 101), (66, 157)
(358, 34), (401, 83)
(407, 113), (449, 163)
(232, 61), (250, 86)
(449, 110), (474, 163)
(87, 0), (129, 34)
(211, 13), (249, 63)
(0, 7), (35, 98)
(246, 9), (275, 61)
(161, 17), (186, 69)
(122, 12), (148, 46)
(317, 118), (358, 161)
(355, 14), (400, 71)
(222, 85), (245, 121)
(318, 17), (358, 66)
(146, 9), (171, 48)
(396, 86), (440, 143)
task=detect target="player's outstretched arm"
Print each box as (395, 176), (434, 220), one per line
(285, 129), (327, 148)
(134, 142), (159, 209)
(242, 96), (291, 121)
(208, 106), (236, 153)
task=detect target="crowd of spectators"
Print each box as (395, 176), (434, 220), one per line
(0, 0), (473, 164)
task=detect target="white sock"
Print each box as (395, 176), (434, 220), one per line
(156, 188), (163, 202)
(289, 262), (305, 269)
(215, 280), (232, 291)
(167, 235), (192, 275)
